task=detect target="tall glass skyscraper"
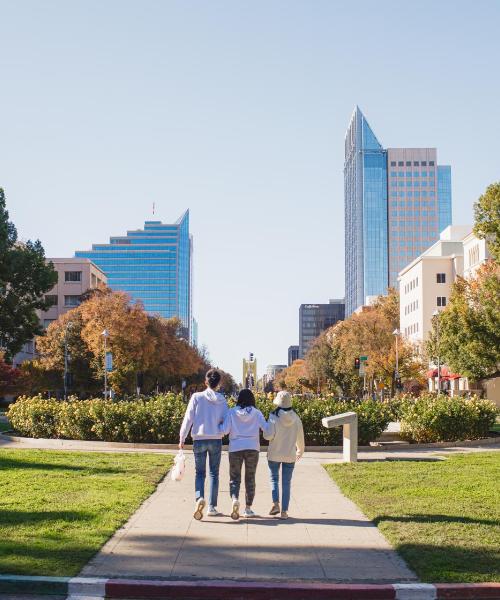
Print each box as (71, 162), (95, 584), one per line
(75, 211), (193, 341)
(344, 107), (452, 316)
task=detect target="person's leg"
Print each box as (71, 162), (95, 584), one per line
(229, 451), (243, 500)
(281, 462), (295, 512)
(243, 450), (259, 508)
(268, 460), (280, 503)
(207, 439), (222, 508)
(193, 440), (208, 501)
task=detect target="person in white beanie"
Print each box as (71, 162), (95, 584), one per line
(264, 389), (305, 519)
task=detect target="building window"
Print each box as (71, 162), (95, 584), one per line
(65, 271), (82, 282)
(398, 161), (404, 166)
(429, 161), (435, 166)
(421, 161), (427, 166)
(64, 295), (81, 307)
(391, 161), (396, 166)
(405, 161), (411, 166)
(43, 319), (56, 328)
(437, 296), (447, 307)
(436, 273), (446, 283)
(44, 294), (58, 306)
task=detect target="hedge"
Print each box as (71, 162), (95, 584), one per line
(399, 393), (498, 443)
(7, 394), (391, 446)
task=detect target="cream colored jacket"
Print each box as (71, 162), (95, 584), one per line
(264, 409), (305, 463)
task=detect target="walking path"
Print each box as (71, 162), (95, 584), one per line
(78, 451), (416, 582)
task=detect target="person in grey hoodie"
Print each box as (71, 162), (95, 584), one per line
(179, 369), (228, 520)
(264, 390), (305, 519)
(219, 388), (271, 520)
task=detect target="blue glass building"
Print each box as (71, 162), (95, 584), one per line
(75, 211), (193, 341)
(344, 107), (452, 316)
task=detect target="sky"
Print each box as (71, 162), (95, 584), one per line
(1, 0), (499, 382)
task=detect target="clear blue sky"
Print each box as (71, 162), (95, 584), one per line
(2, 0), (499, 382)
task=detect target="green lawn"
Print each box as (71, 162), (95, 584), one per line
(0, 449), (173, 576)
(0, 421), (11, 432)
(491, 423), (500, 433)
(325, 452), (500, 583)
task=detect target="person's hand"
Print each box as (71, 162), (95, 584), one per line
(296, 452), (302, 462)
(178, 442), (184, 450)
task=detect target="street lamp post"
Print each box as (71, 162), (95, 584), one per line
(102, 329), (109, 399)
(393, 329), (400, 396)
(432, 310), (441, 395)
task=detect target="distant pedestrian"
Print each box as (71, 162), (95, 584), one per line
(264, 390), (305, 519)
(179, 369), (228, 520)
(219, 389), (271, 520)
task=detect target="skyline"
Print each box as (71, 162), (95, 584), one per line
(2, 1), (500, 380)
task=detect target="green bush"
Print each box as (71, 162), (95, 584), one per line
(399, 393), (498, 443)
(7, 393), (392, 446)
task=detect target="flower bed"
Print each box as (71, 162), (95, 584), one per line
(7, 394), (391, 446)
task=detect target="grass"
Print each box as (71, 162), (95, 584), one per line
(325, 452), (500, 583)
(0, 421), (11, 432)
(0, 449), (173, 576)
(491, 423), (500, 433)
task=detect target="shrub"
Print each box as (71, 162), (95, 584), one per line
(399, 393), (498, 443)
(7, 393), (392, 446)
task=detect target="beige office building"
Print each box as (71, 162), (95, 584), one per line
(40, 258), (107, 328)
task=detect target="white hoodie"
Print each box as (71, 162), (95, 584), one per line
(264, 409), (305, 463)
(219, 406), (271, 452)
(179, 388), (228, 444)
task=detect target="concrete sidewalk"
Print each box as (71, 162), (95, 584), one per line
(79, 452), (417, 583)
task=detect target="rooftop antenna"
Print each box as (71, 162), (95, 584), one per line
(152, 202), (155, 216)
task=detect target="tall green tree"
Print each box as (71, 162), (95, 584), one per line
(474, 182), (500, 262)
(0, 188), (57, 360)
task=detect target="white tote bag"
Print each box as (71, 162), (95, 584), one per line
(170, 449), (186, 481)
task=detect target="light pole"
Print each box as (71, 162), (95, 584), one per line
(432, 310), (441, 395)
(63, 321), (74, 400)
(102, 329), (109, 399)
(393, 328), (400, 396)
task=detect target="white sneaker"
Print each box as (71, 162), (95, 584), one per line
(207, 506), (221, 517)
(280, 510), (289, 520)
(243, 507), (256, 518)
(193, 498), (205, 520)
(230, 498), (240, 521)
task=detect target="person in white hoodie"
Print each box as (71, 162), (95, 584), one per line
(219, 388), (271, 520)
(179, 369), (228, 520)
(264, 390), (305, 519)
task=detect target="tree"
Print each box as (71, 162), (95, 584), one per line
(0, 352), (21, 396)
(474, 182), (500, 262)
(0, 188), (58, 360)
(275, 360), (313, 393)
(426, 261), (500, 380)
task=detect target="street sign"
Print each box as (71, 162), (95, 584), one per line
(360, 355), (368, 362)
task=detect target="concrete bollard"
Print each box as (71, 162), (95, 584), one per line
(322, 411), (358, 463)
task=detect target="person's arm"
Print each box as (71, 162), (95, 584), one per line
(296, 419), (305, 460)
(218, 410), (231, 436)
(262, 413), (276, 440)
(179, 395), (196, 448)
(258, 410), (274, 439)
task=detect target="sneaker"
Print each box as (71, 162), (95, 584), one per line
(230, 498), (240, 521)
(243, 507), (256, 518)
(207, 506), (221, 517)
(280, 510), (289, 520)
(269, 502), (280, 516)
(193, 498), (205, 521)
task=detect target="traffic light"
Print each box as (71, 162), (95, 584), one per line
(354, 357), (360, 370)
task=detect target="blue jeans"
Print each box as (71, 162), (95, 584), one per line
(268, 460), (295, 511)
(193, 439), (222, 507)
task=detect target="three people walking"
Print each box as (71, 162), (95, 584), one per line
(179, 369), (304, 521)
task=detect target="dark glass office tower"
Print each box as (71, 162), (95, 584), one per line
(299, 300), (345, 358)
(75, 211), (193, 341)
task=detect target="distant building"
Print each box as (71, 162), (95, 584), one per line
(266, 364), (287, 380)
(13, 258), (107, 367)
(344, 106), (452, 316)
(75, 212), (194, 342)
(398, 225), (478, 344)
(299, 299), (345, 358)
(288, 345), (299, 366)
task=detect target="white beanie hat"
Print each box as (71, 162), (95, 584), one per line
(273, 391), (292, 409)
